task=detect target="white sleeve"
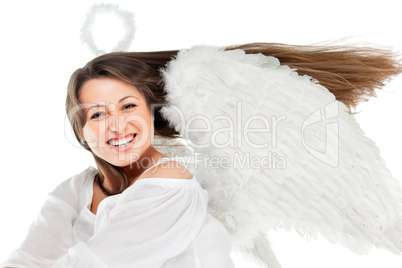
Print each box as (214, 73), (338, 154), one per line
(0, 169), (91, 268)
(53, 179), (208, 268)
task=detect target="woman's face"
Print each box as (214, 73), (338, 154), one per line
(79, 77), (154, 167)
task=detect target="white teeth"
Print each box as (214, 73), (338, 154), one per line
(109, 134), (135, 147)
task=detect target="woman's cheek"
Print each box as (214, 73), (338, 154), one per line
(83, 121), (105, 149)
(125, 114), (148, 148)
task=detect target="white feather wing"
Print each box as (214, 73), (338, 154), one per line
(160, 46), (402, 266)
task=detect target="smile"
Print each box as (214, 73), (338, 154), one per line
(107, 133), (136, 151)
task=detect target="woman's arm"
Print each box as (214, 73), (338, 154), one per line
(0, 168), (92, 268)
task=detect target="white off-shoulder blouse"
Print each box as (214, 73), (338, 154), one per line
(1, 158), (235, 268)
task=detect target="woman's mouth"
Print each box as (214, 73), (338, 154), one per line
(107, 133), (136, 152)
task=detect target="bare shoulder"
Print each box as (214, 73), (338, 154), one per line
(142, 160), (193, 180)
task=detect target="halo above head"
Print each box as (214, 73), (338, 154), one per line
(80, 3), (136, 56)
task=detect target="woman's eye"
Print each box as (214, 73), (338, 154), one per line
(123, 103), (136, 110)
(91, 112), (105, 119)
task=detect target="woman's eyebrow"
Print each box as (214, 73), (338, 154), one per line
(118, 95), (138, 103)
(87, 96), (139, 110)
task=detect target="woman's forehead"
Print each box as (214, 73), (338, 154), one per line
(79, 78), (144, 104)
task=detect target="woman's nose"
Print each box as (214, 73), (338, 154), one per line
(108, 114), (127, 133)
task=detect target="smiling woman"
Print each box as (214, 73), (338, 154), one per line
(1, 42), (402, 268)
(0, 50), (234, 267)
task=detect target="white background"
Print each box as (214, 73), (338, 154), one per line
(0, 0), (401, 267)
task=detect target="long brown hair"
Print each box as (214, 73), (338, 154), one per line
(227, 43), (402, 113)
(66, 42), (402, 194)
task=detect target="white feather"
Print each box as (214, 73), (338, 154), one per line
(160, 45), (402, 267)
